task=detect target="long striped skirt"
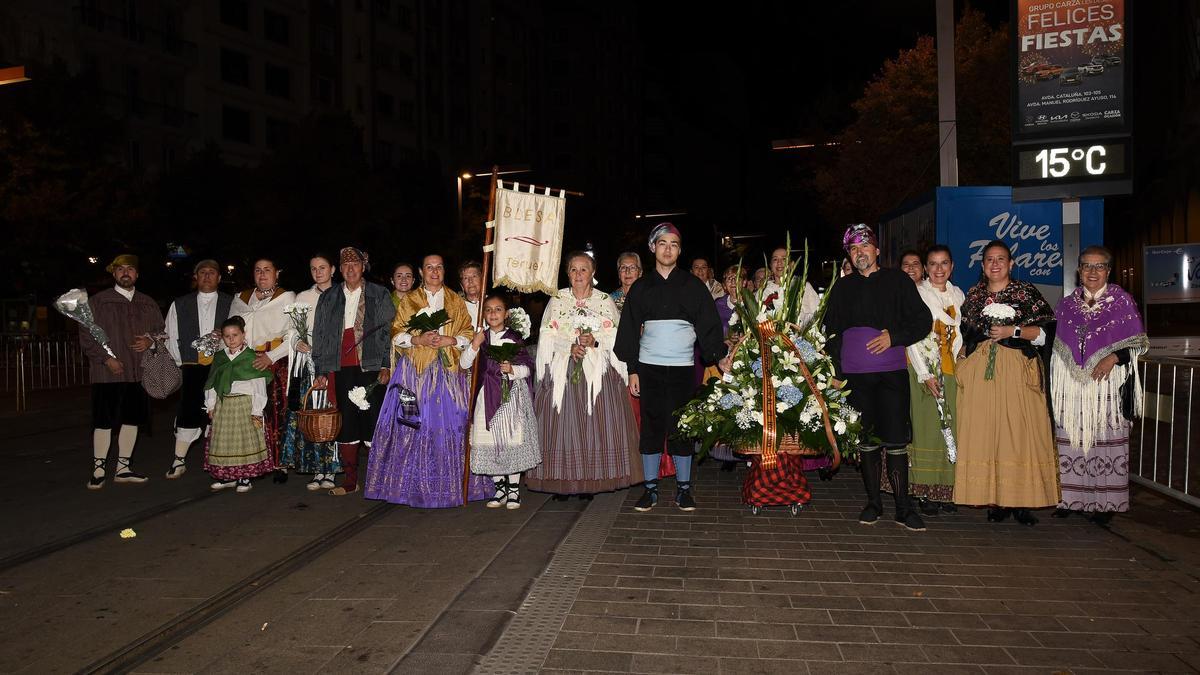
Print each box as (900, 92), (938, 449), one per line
(204, 394), (273, 481)
(1056, 414), (1131, 513)
(526, 369), (643, 495)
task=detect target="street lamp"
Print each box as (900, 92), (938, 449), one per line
(457, 165), (531, 233)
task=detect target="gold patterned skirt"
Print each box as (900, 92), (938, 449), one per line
(953, 346), (1059, 508)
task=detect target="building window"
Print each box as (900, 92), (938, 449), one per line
(315, 76), (334, 104)
(316, 25), (336, 56)
(265, 117), (290, 150)
(398, 100), (414, 124)
(127, 140), (141, 171)
(162, 145), (176, 170)
(374, 140), (392, 167)
(397, 52), (413, 77)
(222, 105), (252, 144)
(263, 9), (289, 45)
(220, 48), (250, 87)
(375, 43), (393, 69)
(220, 0), (249, 31)
(376, 0), (392, 20)
(397, 6), (412, 31)
(264, 63), (290, 99)
(356, 85), (364, 113)
(124, 65), (141, 114)
(376, 91), (394, 118)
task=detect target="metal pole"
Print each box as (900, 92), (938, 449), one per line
(935, 0), (958, 186)
(15, 345), (25, 413)
(1062, 199), (1081, 300)
(462, 166), (499, 506)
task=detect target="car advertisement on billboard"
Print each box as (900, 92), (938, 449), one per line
(1013, 0), (1127, 138)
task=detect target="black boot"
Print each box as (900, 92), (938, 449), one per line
(858, 449), (884, 525)
(886, 452), (926, 532)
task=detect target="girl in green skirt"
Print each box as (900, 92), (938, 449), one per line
(204, 317), (273, 493)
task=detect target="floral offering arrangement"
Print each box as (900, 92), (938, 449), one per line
(405, 307), (453, 368)
(676, 239), (863, 467)
(486, 337), (523, 403)
(980, 302), (1016, 380)
(54, 288), (116, 358)
(505, 307), (532, 339)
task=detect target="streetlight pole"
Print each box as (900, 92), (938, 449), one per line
(457, 165), (531, 237)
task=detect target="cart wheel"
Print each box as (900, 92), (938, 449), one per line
(749, 505), (761, 515)
(789, 504), (802, 516)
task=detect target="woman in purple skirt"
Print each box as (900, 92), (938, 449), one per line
(363, 254), (492, 508)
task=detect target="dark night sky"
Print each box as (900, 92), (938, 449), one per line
(633, 2), (1012, 270)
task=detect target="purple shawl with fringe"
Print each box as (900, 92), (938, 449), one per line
(479, 327), (534, 429)
(1054, 284), (1146, 369)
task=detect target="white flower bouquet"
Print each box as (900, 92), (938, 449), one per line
(348, 383), (381, 411)
(506, 307), (532, 339)
(980, 302), (1017, 380)
(54, 289), (116, 358)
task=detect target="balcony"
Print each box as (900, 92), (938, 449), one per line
(74, 5), (199, 65)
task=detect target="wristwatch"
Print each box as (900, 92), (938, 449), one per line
(1013, 326), (1022, 339)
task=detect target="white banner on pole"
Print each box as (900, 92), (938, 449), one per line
(492, 183), (566, 295)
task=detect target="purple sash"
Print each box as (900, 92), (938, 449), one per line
(841, 326), (906, 374)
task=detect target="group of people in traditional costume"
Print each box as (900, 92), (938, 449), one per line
(822, 224), (1146, 530)
(79, 219), (1148, 527)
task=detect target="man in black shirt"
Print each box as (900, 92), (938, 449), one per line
(823, 224), (932, 531)
(615, 223), (727, 512)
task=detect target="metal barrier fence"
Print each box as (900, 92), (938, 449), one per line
(1130, 355), (1200, 508)
(1, 334), (90, 411)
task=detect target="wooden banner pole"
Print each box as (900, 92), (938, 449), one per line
(462, 166), (500, 506)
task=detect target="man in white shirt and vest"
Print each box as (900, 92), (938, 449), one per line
(164, 259), (233, 478)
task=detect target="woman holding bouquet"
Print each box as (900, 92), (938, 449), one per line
(281, 253), (340, 490)
(954, 240), (1058, 525)
(904, 245), (964, 515)
(527, 252), (642, 498)
(363, 254), (492, 507)
(460, 294), (540, 508)
(230, 258), (296, 482)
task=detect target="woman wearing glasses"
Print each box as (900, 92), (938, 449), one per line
(1050, 246), (1148, 525)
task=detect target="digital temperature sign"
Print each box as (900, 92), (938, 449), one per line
(1012, 137), (1130, 200)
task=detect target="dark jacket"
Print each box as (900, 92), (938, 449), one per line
(312, 281), (396, 374)
(822, 267), (932, 378)
(614, 266), (726, 373)
(80, 287), (165, 383)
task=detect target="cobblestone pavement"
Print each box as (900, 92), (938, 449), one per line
(539, 462), (1200, 675)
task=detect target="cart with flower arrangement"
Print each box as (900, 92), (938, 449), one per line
(675, 241), (864, 514)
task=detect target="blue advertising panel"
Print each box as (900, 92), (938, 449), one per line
(934, 187), (1102, 292)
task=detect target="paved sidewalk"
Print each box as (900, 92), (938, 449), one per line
(540, 463), (1200, 674)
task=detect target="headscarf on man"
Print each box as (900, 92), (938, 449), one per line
(647, 222), (681, 252)
(841, 224), (878, 253)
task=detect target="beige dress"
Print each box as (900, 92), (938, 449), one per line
(953, 344), (1059, 508)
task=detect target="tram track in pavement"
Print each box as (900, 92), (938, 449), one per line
(75, 501), (395, 675)
(0, 489), (224, 574)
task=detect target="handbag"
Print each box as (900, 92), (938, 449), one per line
(141, 335), (182, 399)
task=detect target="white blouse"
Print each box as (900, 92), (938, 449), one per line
(459, 328), (532, 381)
(535, 289), (624, 414)
(230, 289), (296, 364)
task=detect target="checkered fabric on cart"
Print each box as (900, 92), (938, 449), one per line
(741, 452), (811, 507)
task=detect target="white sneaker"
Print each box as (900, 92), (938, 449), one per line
(211, 480), (237, 491)
(306, 474), (323, 491)
(319, 476), (336, 489)
(236, 479), (252, 493)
